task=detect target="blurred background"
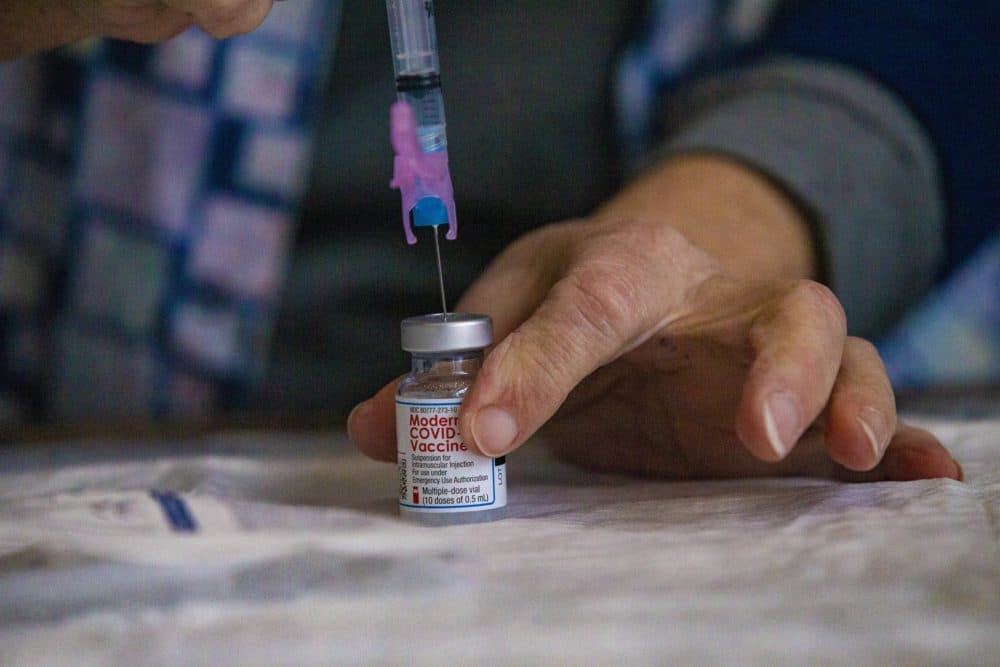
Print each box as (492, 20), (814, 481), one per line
(0, 0), (996, 432)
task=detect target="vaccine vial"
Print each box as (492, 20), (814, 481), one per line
(396, 313), (507, 525)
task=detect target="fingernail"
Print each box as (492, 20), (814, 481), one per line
(471, 406), (519, 456)
(763, 392), (800, 459)
(857, 407), (888, 460)
(346, 399), (372, 442)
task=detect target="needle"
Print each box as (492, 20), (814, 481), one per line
(432, 224), (448, 317)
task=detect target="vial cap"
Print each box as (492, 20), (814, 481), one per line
(401, 313), (493, 353)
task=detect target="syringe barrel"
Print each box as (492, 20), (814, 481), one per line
(386, 0), (440, 77)
(386, 0), (448, 153)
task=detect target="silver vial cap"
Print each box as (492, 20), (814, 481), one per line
(400, 313), (493, 353)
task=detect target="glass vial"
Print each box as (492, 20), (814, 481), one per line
(396, 313), (507, 525)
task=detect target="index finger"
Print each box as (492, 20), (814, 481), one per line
(459, 221), (717, 458)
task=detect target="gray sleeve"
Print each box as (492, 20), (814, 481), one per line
(659, 60), (944, 337)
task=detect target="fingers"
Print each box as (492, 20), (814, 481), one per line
(459, 221), (715, 458)
(836, 422), (962, 482)
(876, 423), (962, 481)
(166, 0), (274, 38)
(735, 282), (959, 482)
(736, 280), (847, 462)
(822, 337), (897, 471)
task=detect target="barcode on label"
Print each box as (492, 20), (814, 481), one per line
(398, 455), (408, 501)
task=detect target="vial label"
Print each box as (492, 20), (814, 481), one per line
(396, 398), (507, 513)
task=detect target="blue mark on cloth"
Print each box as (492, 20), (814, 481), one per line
(150, 490), (198, 532)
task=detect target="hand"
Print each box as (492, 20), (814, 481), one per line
(2, 1), (277, 62)
(349, 157), (961, 481)
(75, 0), (276, 42)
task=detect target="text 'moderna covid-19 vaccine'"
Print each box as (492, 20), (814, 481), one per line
(396, 313), (507, 525)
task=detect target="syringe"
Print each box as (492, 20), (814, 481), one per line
(386, 0), (456, 316)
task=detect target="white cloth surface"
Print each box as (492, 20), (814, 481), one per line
(0, 419), (998, 665)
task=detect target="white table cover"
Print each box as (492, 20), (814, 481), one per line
(1, 419), (998, 665)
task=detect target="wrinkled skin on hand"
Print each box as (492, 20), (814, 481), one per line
(73, 0), (275, 42)
(350, 216), (961, 482)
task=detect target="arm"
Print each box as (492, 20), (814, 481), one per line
(754, 0), (1000, 276)
(654, 1), (1000, 335)
(659, 60), (944, 338)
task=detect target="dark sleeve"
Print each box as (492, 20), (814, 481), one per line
(660, 1), (999, 337)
